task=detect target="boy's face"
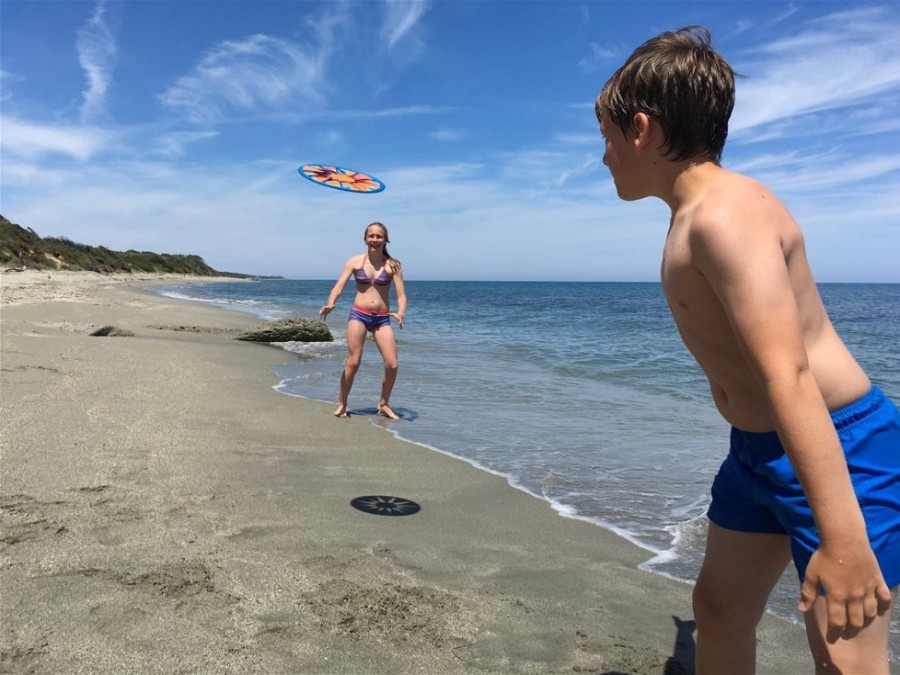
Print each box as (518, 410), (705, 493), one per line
(600, 113), (643, 201)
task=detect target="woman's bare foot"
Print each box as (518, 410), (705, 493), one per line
(334, 403), (349, 418)
(377, 403), (400, 420)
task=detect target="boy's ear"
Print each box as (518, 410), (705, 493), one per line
(632, 112), (656, 153)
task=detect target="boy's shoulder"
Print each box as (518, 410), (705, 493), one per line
(697, 166), (764, 200)
(688, 169), (782, 229)
(678, 168), (799, 266)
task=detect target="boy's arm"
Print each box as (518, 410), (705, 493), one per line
(691, 205), (892, 642)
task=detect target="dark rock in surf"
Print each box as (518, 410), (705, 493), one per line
(235, 317), (333, 343)
(90, 325), (135, 337)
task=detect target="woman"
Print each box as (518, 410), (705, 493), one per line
(319, 222), (407, 419)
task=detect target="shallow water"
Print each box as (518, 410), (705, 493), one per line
(157, 279), (900, 657)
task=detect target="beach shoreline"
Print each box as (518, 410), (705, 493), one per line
(1, 271), (812, 673)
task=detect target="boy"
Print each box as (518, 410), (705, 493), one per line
(595, 27), (899, 673)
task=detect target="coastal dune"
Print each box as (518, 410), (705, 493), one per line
(0, 272), (810, 673)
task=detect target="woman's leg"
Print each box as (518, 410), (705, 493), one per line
(693, 522), (792, 674)
(372, 324), (399, 419)
(336, 319), (367, 417)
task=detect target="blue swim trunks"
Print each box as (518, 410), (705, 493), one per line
(348, 304), (391, 332)
(708, 386), (900, 588)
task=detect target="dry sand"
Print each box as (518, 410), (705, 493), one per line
(1, 271), (813, 673)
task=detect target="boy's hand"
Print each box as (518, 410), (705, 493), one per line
(799, 541), (892, 642)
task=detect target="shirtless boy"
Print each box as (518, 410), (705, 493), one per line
(595, 26), (899, 673)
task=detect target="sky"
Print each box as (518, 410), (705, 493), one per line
(2, 1), (899, 282)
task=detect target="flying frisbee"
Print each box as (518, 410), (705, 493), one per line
(298, 164), (385, 193)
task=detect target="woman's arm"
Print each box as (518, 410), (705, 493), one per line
(319, 257), (355, 319)
(391, 263), (407, 328)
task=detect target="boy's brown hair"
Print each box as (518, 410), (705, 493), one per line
(595, 26), (736, 164)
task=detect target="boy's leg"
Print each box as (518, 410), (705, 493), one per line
(798, 387), (899, 673)
(804, 589), (896, 675)
(693, 522), (792, 675)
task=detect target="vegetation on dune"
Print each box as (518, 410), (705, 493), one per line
(0, 215), (251, 277)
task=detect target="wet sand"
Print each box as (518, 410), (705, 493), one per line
(0, 271), (811, 673)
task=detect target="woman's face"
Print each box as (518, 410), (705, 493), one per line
(365, 226), (387, 249)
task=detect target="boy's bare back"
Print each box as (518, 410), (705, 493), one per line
(661, 164), (871, 432)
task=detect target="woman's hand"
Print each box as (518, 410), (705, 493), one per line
(319, 305), (335, 320)
(391, 312), (405, 329)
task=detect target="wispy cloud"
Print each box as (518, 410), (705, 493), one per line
(313, 129), (345, 150)
(153, 130), (219, 158)
(76, 1), (118, 123)
(155, 3), (352, 127)
(754, 154), (900, 193)
(554, 132), (599, 146)
(298, 104), (452, 122)
(0, 117), (115, 161)
(430, 127), (465, 142)
(728, 3), (801, 38)
(730, 7), (900, 136)
(731, 147), (900, 192)
(380, 0), (429, 50)
(578, 42), (620, 74)
(731, 19), (754, 36)
(494, 148), (601, 192)
(158, 34), (332, 125)
(0, 70), (22, 102)
(371, 104), (451, 118)
(761, 3), (800, 29)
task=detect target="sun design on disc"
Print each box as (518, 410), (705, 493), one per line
(301, 165), (384, 193)
(351, 495), (421, 516)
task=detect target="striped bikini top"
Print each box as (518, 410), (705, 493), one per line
(354, 257), (392, 286)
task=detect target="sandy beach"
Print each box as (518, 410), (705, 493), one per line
(1, 271), (812, 673)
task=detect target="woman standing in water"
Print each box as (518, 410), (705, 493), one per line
(319, 222), (406, 419)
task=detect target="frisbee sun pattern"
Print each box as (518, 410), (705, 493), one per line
(350, 495), (421, 516)
(299, 164), (385, 193)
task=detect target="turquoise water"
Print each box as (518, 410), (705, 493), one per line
(157, 280), (900, 654)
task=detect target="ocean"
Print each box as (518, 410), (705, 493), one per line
(156, 279), (900, 657)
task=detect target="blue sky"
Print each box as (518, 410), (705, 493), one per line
(2, 1), (899, 281)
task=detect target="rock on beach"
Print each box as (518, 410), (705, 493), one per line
(235, 317), (332, 343)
